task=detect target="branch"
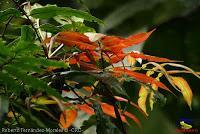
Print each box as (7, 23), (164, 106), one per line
(11, 0), (48, 58)
(67, 84), (93, 108)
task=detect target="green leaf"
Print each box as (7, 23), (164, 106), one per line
(30, 5), (103, 24)
(0, 8), (21, 23)
(4, 65), (49, 92)
(4, 65), (62, 98)
(20, 25), (35, 42)
(0, 39), (14, 58)
(12, 26), (38, 54)
(40, 23), (62, 34)
(0, 72), (23, 94)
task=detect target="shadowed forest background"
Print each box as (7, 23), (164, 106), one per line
(0, 0), (200, 133)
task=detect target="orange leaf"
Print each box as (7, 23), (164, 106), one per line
(171, 77), (193, 110)
(55, 38), (97, 50)
(100, 103), (127, 122)
(129, 52), (176, 62)
(123, 29), (155, 45)
(58, 31), (92, 43)
(59, 109), (77, 129)
(102, 36), (123, 47)
(113, 67), (171, 93)
(109, 53), (127, 63)
(101, 30), (154, 52)
(77, 104), (95, 115)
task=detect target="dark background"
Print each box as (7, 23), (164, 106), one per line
(1, 0), (200, 133)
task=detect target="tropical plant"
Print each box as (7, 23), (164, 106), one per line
(0, 1), (199, 134)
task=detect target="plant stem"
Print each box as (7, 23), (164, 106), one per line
(1, 16), (14, 38)
(11, 0), (48, 58)
(10, 104), (23, 127)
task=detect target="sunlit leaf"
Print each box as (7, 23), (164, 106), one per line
(30, 5), (103, 24)
(31, 96), (57, 105)
(123, 29), (155, 45)
(149, 84), (158, 111)
(138, 86), (149, 116)
(113, 67), (171, 93)
(171, 76), (193, 110)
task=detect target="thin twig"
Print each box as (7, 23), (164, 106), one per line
(10, 104), (23, 127)
(67, 84), (93, 108)
(1, 16), (14, 38)
(11, 0), (48, 58)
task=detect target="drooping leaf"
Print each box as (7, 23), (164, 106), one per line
(138, 86), (149, 116)
(113, 67), (171, 93)
(59, 109), (78, 129)
(30, 5), (103, 24)
(171, 76), (193, 110)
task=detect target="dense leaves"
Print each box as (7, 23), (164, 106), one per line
(0, 1), (199, 134)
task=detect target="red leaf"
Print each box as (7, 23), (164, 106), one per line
(124, 111), (142, 128)
(109, 53), (127, 63)
(101, 30), (155, 53)
(129, 52), (176, 62)
(123, 29), (155, 45)
(77, 104), (95, 115)
(55, 37), (97, 50)
(113, 67), (172, 92)
(59, 31), (92, 43)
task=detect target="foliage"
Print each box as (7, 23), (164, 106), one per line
(0, 1), (199, 134)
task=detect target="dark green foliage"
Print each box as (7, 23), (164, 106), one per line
(0, 26), (68, 98)
(30, 5), (103, 24)
(0, 8), (21, 23)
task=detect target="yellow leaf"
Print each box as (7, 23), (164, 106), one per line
(138, 86), (149, 116)
(59, 109), (77, 129)
(149, 84), (158, 111)
(171, 77), (193, 110)
(31, 96), (57, 105)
